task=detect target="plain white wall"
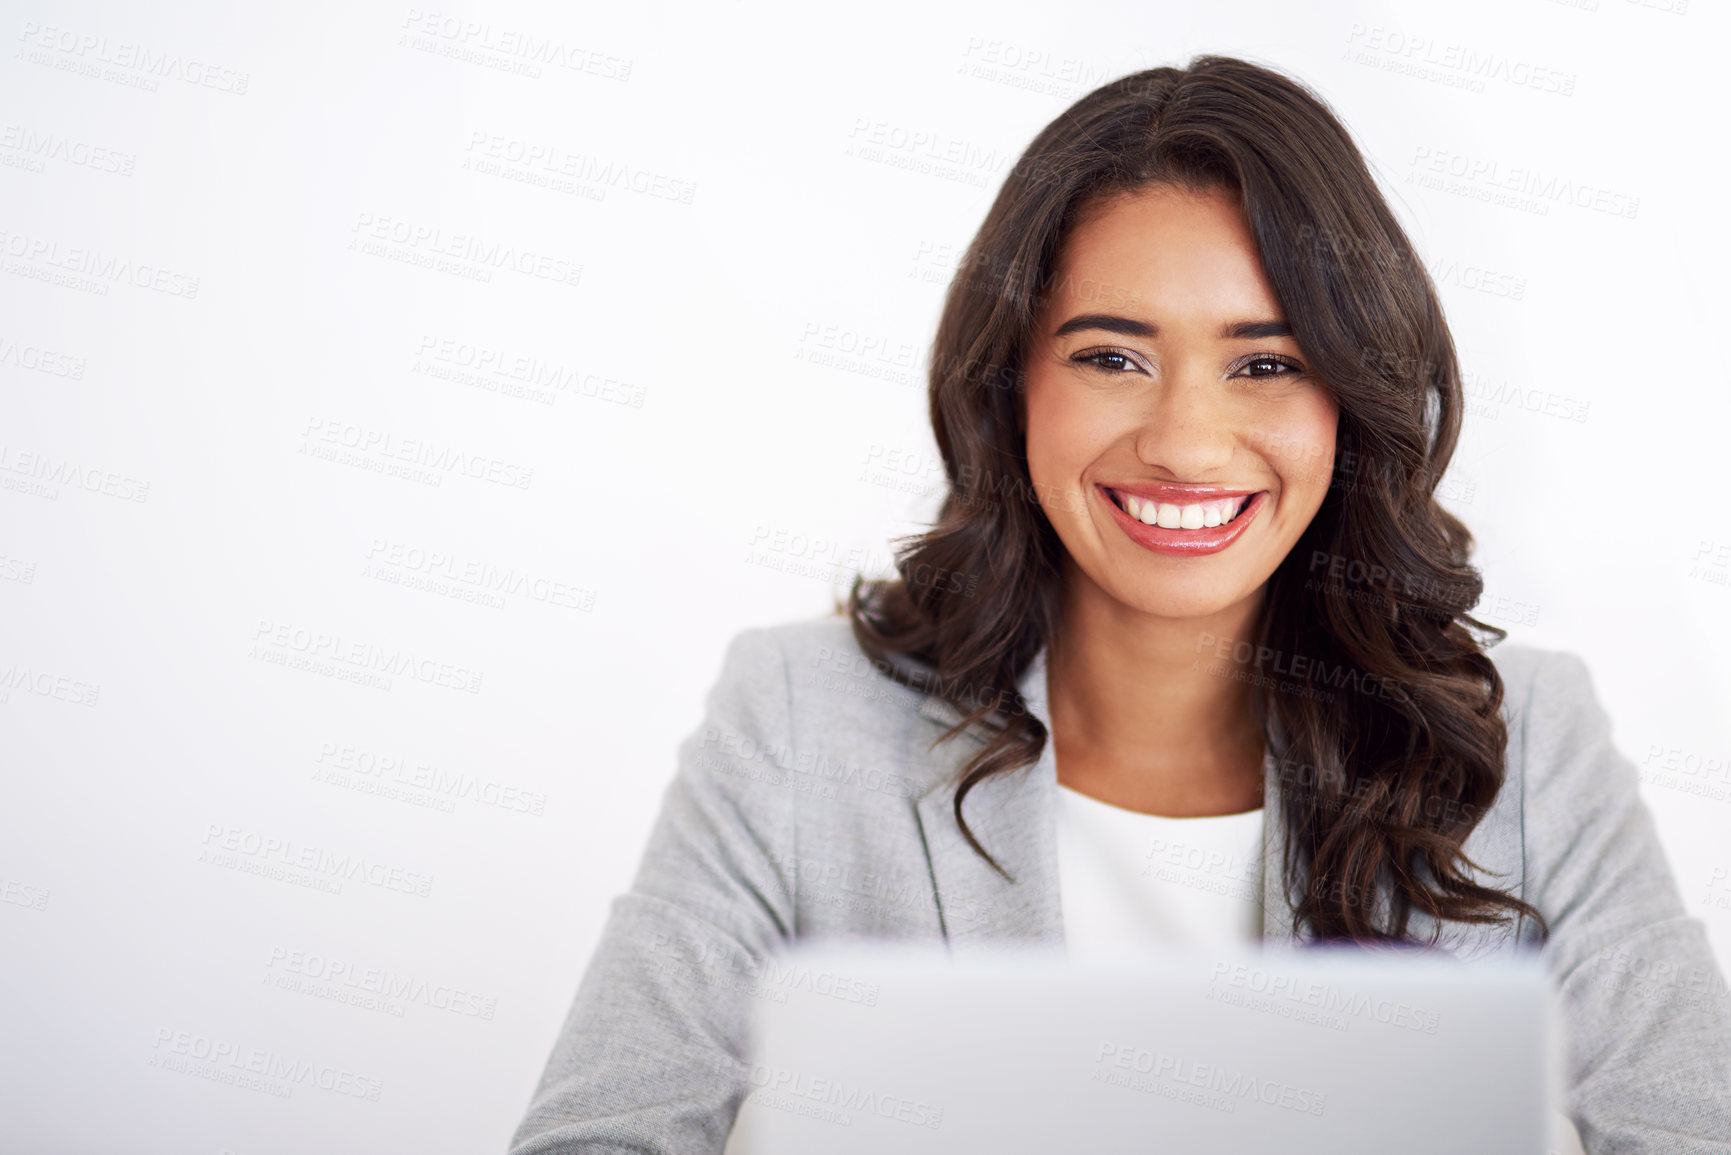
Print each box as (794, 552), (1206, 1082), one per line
(2, 0), (1726, 1150)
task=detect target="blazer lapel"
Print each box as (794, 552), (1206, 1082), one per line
(1259, 713), (1302, 943)
(912, 648), (1065, 958)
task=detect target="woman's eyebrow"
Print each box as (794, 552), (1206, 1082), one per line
(1223, 319), (1292, 339)
(1052, 313), (1157, 338)
(1051, 314), (1293, 340)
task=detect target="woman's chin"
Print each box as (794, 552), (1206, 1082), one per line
(1103, 579), (1256, 622)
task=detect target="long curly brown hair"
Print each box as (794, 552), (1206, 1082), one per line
(845, 55), (1545, 945)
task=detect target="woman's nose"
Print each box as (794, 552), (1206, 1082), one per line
(1131, 370), (1238, 478)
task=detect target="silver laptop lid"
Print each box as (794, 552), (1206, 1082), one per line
(727, 941), (1557, 1155)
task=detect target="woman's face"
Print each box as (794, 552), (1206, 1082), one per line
(1022, 183), (1339, 623)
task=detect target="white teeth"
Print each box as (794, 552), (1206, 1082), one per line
(1117, 491), (1247, 530)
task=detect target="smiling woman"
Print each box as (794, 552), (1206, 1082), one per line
(1021, 186), (1341, 821)
(509, 56), (1731, 1154)
(849, 60), (1542, 943)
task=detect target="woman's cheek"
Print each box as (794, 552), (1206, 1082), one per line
(1033, 384), (1120, 461)
(1022, 384), (1090, 495)
(1248, 399), (1337, 498)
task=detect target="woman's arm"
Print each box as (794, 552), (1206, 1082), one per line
(1522, 650), (1731, 1149)
(508, 629), (799, 1155)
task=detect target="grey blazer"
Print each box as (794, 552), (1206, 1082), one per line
(509, 617), (1731, 1153)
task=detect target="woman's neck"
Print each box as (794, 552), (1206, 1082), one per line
(1047, 566), (1268, 817)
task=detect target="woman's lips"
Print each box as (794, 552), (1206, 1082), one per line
(1098, 484), (1269, 556)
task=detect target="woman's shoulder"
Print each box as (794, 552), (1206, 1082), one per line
(720, 614), (928, 706)
(1480, 641), (1646, 853)
(1483, 639), (1590, 707)
(1482, 641), (1615, 769)
(700, 614), (950, 789)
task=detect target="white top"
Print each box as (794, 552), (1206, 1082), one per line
(1054, 781), (1265, 957)
(1053, 782), (1588, 1154)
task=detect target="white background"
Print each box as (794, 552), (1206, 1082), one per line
(2, 0), (1726, 1151)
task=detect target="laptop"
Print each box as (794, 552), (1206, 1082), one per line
(722, 940), (1561, 1154)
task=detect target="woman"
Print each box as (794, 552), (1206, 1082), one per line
(510, 56), (1731, 1152)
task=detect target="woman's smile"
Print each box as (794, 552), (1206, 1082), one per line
(1097, 483), (1271, 556)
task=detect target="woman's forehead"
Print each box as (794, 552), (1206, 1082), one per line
(1043, 187), (1285, 333)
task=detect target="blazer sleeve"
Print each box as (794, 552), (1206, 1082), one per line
(507, 629), (799, 1155)
(1521, 650), (1731, 1150)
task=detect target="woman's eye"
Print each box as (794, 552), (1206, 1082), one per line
(1074, 350), (1139, 374)
(1237, 355), (1303, 378)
